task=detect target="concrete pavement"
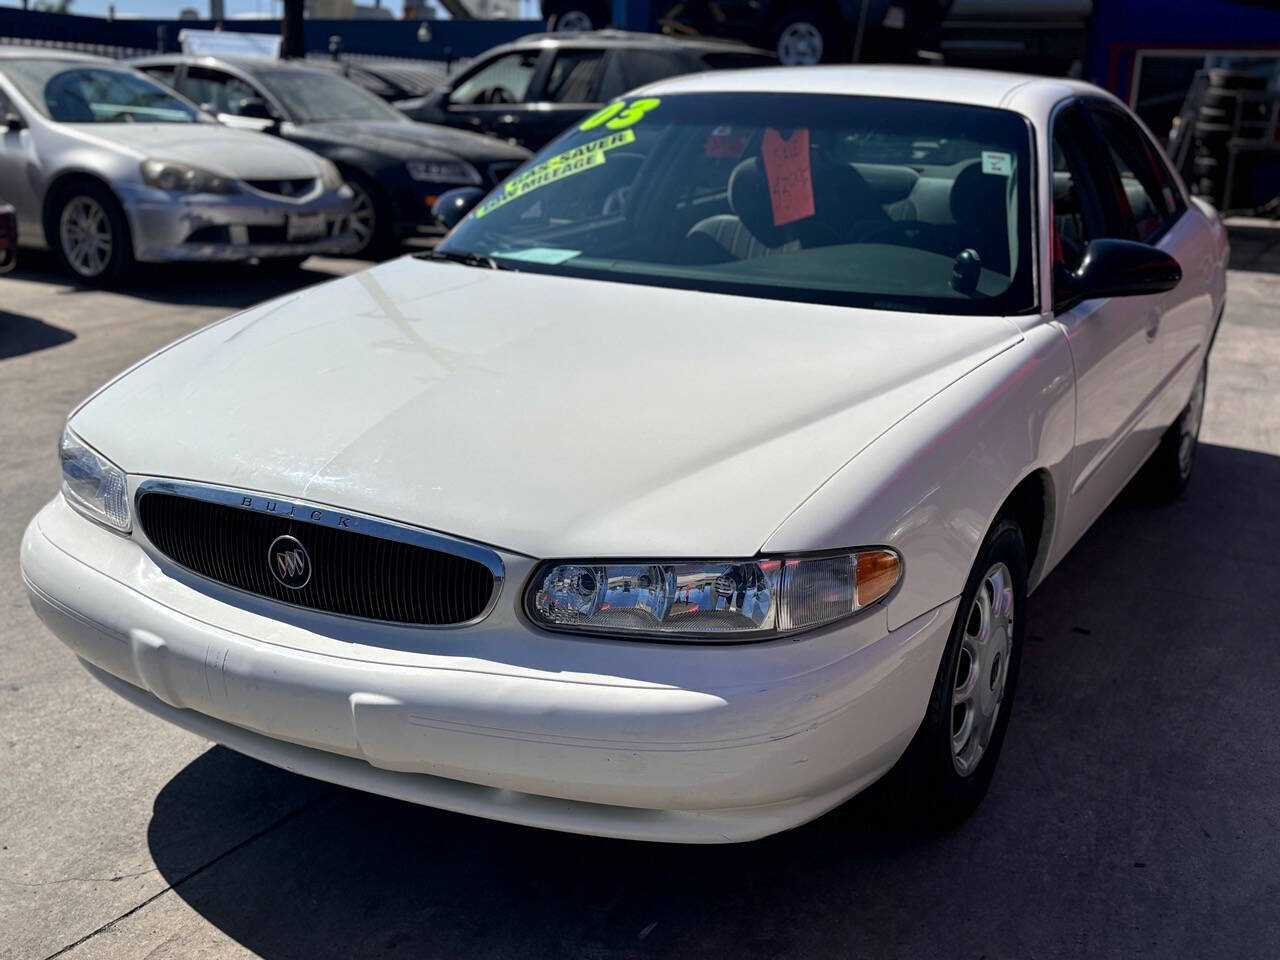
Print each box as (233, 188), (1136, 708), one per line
(1, 243), (1278, 960)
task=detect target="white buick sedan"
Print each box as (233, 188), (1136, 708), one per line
(21, 67), (1226, 843)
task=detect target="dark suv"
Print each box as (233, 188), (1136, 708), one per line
(396, 30), (774, 151)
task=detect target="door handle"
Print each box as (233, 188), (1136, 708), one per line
(496, 114), (519, 126)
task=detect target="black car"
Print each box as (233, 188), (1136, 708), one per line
(132, 55), (530, 257)
(542, 2), (938, 67)
(396, 30), (774, 152)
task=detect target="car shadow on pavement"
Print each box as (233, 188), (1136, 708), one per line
(4, 251), (366, 311)
(0, 310), (75, 359)
(145, 442), (1280, 959)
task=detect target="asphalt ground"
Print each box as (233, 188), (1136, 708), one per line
(2, 239), (1278, 960)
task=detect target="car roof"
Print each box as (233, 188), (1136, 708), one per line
(638, 65), (1116, 118)
(507, 28), (772, 56)
(0, 46), (113, 64)
(132, 53), (328, 75)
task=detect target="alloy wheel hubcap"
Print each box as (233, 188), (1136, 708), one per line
(778, 22), (824, 65)
(1178, 366), (1207, 477)
(60, 196), (112, 277)
(345, 181), (375, 251)
(952, 562), (1015, 776)
(556, 10), (594, 31)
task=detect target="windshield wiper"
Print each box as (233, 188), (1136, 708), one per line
(416, 249), (515, 271)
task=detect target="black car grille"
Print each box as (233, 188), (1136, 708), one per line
(245, 178), (318, 199)
(137, 492), (496, 625)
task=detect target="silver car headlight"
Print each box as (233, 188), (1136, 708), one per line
(59, 427), (130, 532)
(406, 159), (482, 185)
(526, 551), (900, 641)
(140, 159), (240, 195)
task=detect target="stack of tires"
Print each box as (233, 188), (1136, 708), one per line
(1191, 69), (1270, 206)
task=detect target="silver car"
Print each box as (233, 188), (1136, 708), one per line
(0, 48), (358, 283)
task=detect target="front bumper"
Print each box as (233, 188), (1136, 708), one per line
(21, 494), (954, 843)
(120, 185), (360, 263)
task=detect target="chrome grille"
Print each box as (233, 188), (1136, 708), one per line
(136, 489), (498, 626)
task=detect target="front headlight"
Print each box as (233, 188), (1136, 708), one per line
(59, 428), (130, 532)
(406, 159), (482, 185)
(526, 550), (900, 641)
(317, 157), (343, 191)
(140, 159), (240, 194)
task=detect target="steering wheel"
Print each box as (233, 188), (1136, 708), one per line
(478, 87), (516, 105)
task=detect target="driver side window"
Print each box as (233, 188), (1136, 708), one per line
(1051, 106), (1101, 280)
(181, 67), (259, 116)
(450, 52), (539, 107)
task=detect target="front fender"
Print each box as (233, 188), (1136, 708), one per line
(763, 319), (1076, 631)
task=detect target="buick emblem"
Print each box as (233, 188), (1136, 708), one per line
(268, 535), (311, 590)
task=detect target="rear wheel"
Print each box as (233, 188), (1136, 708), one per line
(1141, 360), (1207, 499)
(893, 517), (1028, 826)
(50, 181), (134, 285)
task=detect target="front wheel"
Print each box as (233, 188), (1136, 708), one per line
(341, 172), (393, 260)
(50, 181), (135, 285)
(893, 517), (1028, 826)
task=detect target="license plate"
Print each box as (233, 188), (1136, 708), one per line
(287, 212), (326, 241)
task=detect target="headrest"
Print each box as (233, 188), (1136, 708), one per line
(728, 150), (886, 249)
(950, 159), (1010, 227)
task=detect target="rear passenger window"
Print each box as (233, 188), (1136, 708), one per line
(545, 50), (604, 103)
(1087, 105), (1179, 243)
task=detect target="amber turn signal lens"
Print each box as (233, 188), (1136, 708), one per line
(856, 550), (900, 608)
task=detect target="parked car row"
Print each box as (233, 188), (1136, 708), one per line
(0, 30), (783, 283)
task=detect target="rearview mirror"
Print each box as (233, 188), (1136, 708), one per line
(4, 112), (23, 132)
(432, 187), (485, 230)
(1055, 238), (1182, 313)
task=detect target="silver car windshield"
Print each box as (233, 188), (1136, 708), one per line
(0, 60), (197, 123)
(439, 93), (1036, 316)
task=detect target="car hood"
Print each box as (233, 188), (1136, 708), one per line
(68, 123), (323, 179)
(72, 258), (1021, 559)
(298, 120), (529, 164)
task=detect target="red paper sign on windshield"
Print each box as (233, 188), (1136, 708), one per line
(761, 127), (815, 226)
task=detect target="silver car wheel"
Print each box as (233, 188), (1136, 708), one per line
(345, 179), (376, 252)
(777, 21), (824, 65)
(952, 562), (1015, 776)
(1178, 363), (1207, 478)
(555, 10), (594, 31)
(59, 195), (112, 278)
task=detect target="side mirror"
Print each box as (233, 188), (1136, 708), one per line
(432, 186), (485, 230)
(234, 97), (276, 121)
(4, 112), (24, 132)
(1055, 238), (1182, 313)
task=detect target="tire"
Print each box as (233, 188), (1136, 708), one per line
(771, 6), (847, 65)
(340, 170), (394, 260)
(48, 179), (135, 286)
(892, 517), (1028, 827)
(1141, 359), (1207, 500)
(546, 2), (606, 31)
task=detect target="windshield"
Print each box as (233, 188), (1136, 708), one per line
(0, 60), (197, 123)
(440, 93), (1035, 315)
(256, 68), (405, 123)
